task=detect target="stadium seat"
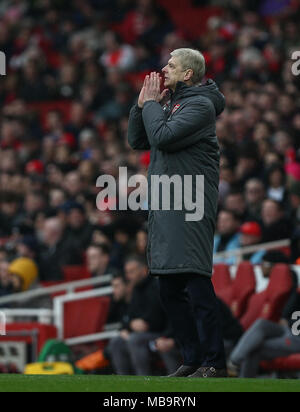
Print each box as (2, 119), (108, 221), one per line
(212, 264), (232, 297)
(261, 353), (300, 371)
(62, 265), (91, 282)
(164, 6), (223, 40)
(217, 261), (256, 319)
(240, 264), (293, 330)
(63, 296), (110, 339)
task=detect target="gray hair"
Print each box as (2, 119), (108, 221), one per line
(170, 48), (206, 84)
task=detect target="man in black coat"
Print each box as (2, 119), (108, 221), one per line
(108, 256), (167, 375)
(127, 48), (227, 377)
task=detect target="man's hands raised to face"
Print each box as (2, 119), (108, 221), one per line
(138, 72), (169, 108)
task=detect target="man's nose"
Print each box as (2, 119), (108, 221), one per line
(162, 66), (167, 73)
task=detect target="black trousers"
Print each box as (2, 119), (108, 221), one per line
(158, 274), (226, 369)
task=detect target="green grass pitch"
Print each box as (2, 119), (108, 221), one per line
(0, 374), (300, 392)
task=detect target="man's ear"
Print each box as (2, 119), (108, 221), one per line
(184, 69), (193, 82)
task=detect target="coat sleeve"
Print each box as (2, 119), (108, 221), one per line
(127, 104), (151, 150)
(142, 98), (215, 152)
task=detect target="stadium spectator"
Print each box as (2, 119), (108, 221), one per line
(289, 181), (300, 226)
(213, 210), (241, 265)
(16, 235), (39, 260)
(0, 260), (13, 299)
(261, 199), (292, 243)
(38, 217), (81, 280)
(86, 243), (117, 278)
(229, 292), (300, 378)
(62, 201), (94, 252)
(265, 164), (288, 204)
(7, 257), (38, 293)
(224, 191), (248, 222)
(239, 221), (265, 264)
(244, 179), (266, 221)
(108, 256), (166, 375)
(76, 274), (130, 372)
(0, 192), (22, 237)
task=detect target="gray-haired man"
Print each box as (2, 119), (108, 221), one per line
(128, 48), (227, 378)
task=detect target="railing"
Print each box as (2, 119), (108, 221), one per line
(214, 238), (290, 264)
(0, 239), (290, 308)
(1, 308), (53, 324)
(0, 274), (113, 306)
(65, 330), (119, 346)
(0, 238), (295, 347)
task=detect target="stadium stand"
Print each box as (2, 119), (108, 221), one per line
(0, 0), (300, 377)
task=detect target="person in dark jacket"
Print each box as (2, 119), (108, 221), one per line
(109, 255), (167, 375)
(127, 48), (227, 378)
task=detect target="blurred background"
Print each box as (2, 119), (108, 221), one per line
(0, 0), (300, 379)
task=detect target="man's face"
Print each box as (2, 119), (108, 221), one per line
(86, 247), (107, 273)
(240, 233), (261, 247)
(245, 182), (265, 205)
(261, 200), (282, 226)
(225, 194), (246, 215)
(162, 56), (186, 91)
(112, 278), (126, 301)
(217, 211), (238, 236)
(125, 261), (143, 286)
(67, 209), (85, 229)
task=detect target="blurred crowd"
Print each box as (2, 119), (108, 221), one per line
(0, 0), (300, 297)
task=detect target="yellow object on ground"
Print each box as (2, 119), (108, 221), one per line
(24, 362), (74, 375)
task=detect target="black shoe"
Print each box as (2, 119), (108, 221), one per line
(188, 366), (228, 378)
(167, 365), (199, 377)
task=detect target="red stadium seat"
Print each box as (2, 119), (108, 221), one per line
(212, 264), (232, 297)
(62, 265), (91, 282)
(163, 6), (223, 40)
(261, 354), (300, 371)
(217, 261), (256, 319)
(63, 296), (110, 339)
(240, 264), (293, 330)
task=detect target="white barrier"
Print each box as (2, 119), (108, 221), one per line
(0, 274), (113, 306)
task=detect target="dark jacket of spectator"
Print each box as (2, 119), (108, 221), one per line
(122, 276), (166, 333)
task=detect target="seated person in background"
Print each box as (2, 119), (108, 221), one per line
(108, 255), (167, 376)
(218, 297), (244, 356)
(0, 260), (13, 299)
(8, 257), (38, 293)
(228, 290), (300, 378)
(151, 322), (182, 376)
(213, 209), (241, 265)
(261, 198), (292, 243)
(244, 179), (266, 222)
(224, 190), (248, 223)
(75, 274), (130, 372)
(239, 221), (266, 264)
(256, 250), (298, 291)
(62, 201), (94, 252)
(86, 243), (118, 278)
(106, 274), (130, 324)
(38, 216), (81, 281)
(0, 257), (38, 304)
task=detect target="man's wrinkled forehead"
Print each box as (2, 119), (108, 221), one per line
(168, 56), (181, 68)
